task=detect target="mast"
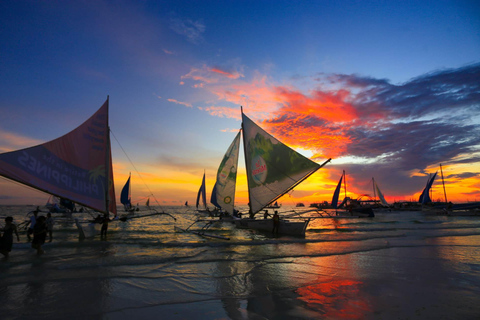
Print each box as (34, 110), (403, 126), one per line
(372, 177), (376, 202)
(240, 106), (252, 213)
(343, 170), (347, 199)
(440, 163), (448, 205)
(105, 95), (110, 215)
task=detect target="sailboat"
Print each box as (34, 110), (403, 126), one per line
(421, 164), (480, 216)
(0, 98), (117, 236)
(419, 172), (438, 205)
(195, 171), (211, 214)
(373, 178), (389, 207)
(210, 131), (241, 217)
(230, 108), (331, 235)
(329, 170), (375, 217)
(266, 201), (281, 209)
(120, 173), (136, 213)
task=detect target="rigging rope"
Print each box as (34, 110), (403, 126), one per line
(110, 129), (167, 213)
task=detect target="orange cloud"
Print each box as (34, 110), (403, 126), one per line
(210, 67), (244, 79)
(0, 129), (44, 152)
(167, 98), (192, 108)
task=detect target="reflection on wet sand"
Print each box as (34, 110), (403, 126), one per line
(297, 279), (370, 319)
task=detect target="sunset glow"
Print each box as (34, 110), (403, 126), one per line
(0, 1), (478, 206)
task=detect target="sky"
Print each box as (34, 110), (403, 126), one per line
(0, 0), (479, 206)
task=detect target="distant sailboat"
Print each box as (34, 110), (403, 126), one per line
(196, 172), (209, 213)
(0, 98), (117, 217)
(329, 170), (374, 217)
(120, 173), (135, 212)
(373, 178), (389, 207)
(266, 201), (281, 209)
(419, 172), (438, 204)
(421, 164), (480, 215)
(331, 170), (345, 209)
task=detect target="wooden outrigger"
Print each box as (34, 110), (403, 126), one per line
(175, 218), (230, 240)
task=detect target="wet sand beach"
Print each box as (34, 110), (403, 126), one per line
(1, 205), (480, 319)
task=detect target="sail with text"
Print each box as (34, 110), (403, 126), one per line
(196, 172), (207, 210)
(0, 99), (116, 215)
(241, 110), (331, 214)
(331, 171), (344, 209)
(419, 172), (437, 204)
(120, 173), (133, 211)
(211, 131), (241, 215)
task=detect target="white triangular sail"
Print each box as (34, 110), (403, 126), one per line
(241, 111), (328, 214)
(210, 131), (241, 214)
(0, 99), (116, 215)
(374, 181), (389, 207)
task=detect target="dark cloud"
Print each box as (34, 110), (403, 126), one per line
(276, 63), (480, 199)
(447, 172), (480, 179)
(353, 63), (480, 119)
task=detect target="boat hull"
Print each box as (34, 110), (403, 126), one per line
(234, 218), (309, 235)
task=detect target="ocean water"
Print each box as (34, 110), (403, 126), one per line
(1, 205), (480, 319)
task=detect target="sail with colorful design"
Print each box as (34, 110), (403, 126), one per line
(242, 111), (327, 214)
(0, 99), (116, 216)
(233, 109), (331, 235)
(210, 131), (241, 215)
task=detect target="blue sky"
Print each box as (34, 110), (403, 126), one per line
(1, 0), (479, 205)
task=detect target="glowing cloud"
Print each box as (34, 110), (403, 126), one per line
(167, 99), (192, 108)
(180, 62), (480, 202)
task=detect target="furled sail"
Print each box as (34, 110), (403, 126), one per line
(331, 172), (344, 209)
(120, 174), (132, 210)
(241, 111), (328, 214)
(211, 131), (241, 214)
(0, 99), (116, 215)
(419, 172), (437, 204)
(196, 172), (207, 209)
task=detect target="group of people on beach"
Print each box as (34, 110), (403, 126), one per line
(0, 206), (55, 257)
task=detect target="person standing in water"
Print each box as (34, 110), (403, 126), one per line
(272, 211), (280, 234)
(31, 216), (47, 255)
(0, 217), (20, 257)
(46, 212), (54, 242)
(27, 207), (40, 241)
(101, 213), (110, 239)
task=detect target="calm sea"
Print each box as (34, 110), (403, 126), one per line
(1, 205), (480, 319)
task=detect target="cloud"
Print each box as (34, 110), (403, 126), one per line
(181, 64), (245, 84)
(198, 106), (241, 119)
(181, 62), (480, 200)
(169, 17), (205, 44)
(0, 129), (43, 152)
(167, 99), (192, 108)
